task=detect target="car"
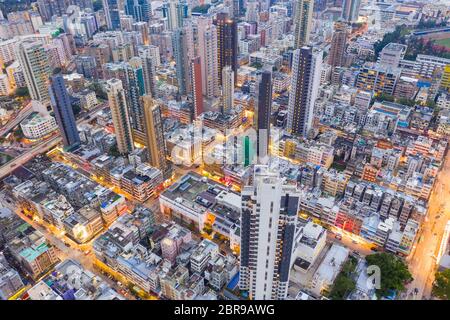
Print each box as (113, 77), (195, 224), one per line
(370, 247), (378, 252)
(352, 240), (358, 244)
(64, 243), (71, 247)
(335, 234), (342, 240)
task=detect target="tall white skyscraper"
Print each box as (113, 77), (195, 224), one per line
(15, 40), (51, 103)
(293, 0), (314, 49)
(105, 78), (134, 155)
(222, 66), (234, 114)
(287, 46), (322, 137)
(197, 17), (219, 98)
(240, 165), (300, 300)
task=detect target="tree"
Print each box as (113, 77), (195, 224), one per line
(432, 269), (450, 300)
(109, 144), (121, 157)
(426, 99), (437, 109)
(88, 82), (107, 100)
(373, 25), (409, 59)
(417, 18), (448, 30)
(203, 224), (213, 235)
(397, 97), (415, 107)
(328, 257), (357, 300)
(365, 253), (413, 298)
(374, 93), (395, 103)
(250, 62), (263, 69)
(15, 87), (29, 98)
(13, 127), (22, 138)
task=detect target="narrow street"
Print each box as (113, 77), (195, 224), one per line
(406, 151), (450, 299)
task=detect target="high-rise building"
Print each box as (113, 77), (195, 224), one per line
(125, 0), (150, 22)
(71, 0), (94, 10)
(255, 70), (272, 162)
(328, 21), (348, 69)
(341, 0), (361, 22)
(133, 21), (150, 45)
(143, 96), (172, 179)
(197, 17), (219, 98)
(16, 40), (51, 103)
(49, 74), (81, 150)
(240, 165), (300, 300)
(75, 55), (98, 79)
(124, 58), (146, 145)
(138, 45), (159, 97)
(222, 66), (234, 114)
(103, 0), (121, 30)
(106, 78), (135, 154)
(233, 0), (244, 17)
(162, 0), (188, 31)
(213, 12), (238, 85)
(191, 57), (203, 118)
(173, 27), (193, 96)
(293, 0), (314, 49)
(287, 46), (322, 137)
(37, 0), (70, 22)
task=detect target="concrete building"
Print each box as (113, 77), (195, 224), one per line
(328, 22), (348, 69)
(378, 43), (407, 69)
(0, 253), (24, 300)
(16, 40), (51, 103)
(293, 220), (327, 271)
(7, 230), (59, 279)
(240, 165), (300, 300)
(287, 47), (322, 137)
(293, 0), (313, 49)
(105, 78), (134, 155)
(143, 96), (172, 179)
(197, 17), (219, 98)
(308, 243), (349, 297)
(213, 12), (238, 85)
(49, 74), (81, 150)
(222, 66), (234, 114)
